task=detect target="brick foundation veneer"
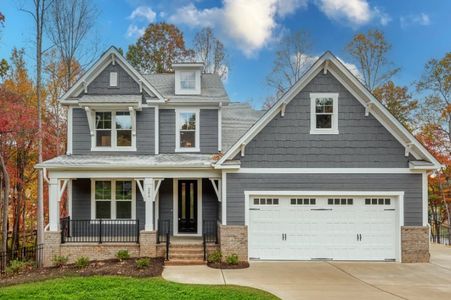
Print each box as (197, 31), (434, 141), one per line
(61, 243), (140, 264)
(401, 226), (430, 263)
(218, 224), (248, 261)
(43, 231), (61, 267)
(139, 230), (157, 257)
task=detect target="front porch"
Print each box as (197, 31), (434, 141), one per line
(42, 169), (225, 265)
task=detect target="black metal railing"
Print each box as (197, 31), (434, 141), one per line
(60, 219), (140, 244)
(0, 244), (43, 274)
(157, 219), (171, 260)
(203, 220), (218, 261)
(430, 225), (450, 245)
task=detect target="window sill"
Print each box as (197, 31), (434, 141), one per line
(91, 147), (137, 152)
(309, 129), (339, 135)
(175, 148), (200, 153)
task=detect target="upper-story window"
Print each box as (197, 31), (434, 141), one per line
(310, 93), (339, 134)
(109, 72), (118, 87)
(94, 111), (135, 150)
(176, 109), (200, 152)
(180, 71), (196, 90)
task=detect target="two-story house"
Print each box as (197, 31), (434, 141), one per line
(37, 47), (440, 266)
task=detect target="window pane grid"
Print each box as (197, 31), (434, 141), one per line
(95, 180), (133, 220)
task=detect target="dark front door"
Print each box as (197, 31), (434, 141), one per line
(178, 180), (198, 233)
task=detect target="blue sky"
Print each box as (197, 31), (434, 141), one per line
(0, 0), (450, 108)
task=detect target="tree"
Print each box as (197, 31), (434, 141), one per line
(265, 30), (312, 108)
(46, 0), (98, 91)
(373, 81), (418, 129)
(193, 27), (228, 80)
(126, 23), (194, 73)
(346, 29), (400, 91)
(0, 11), (9, 78)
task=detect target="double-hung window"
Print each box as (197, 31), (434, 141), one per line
(92, 180), (135, 219)
(180, 71), (196, 90)
(176, 109), (199, 152)
(310, 93), (338, 134)
(94, 111), (134, 150)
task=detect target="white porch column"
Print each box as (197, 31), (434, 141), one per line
(143, 178), (154, 231)
(48, 178), (60, 231)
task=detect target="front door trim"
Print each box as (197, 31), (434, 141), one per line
(173, 178), (202, 236)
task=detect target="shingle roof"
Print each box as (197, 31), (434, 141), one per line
(36, 154), (215, 169)
(221, 103), (264, 152)
(143, 73), (229, 102)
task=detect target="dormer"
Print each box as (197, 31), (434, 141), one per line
(173, 63), (203, 95)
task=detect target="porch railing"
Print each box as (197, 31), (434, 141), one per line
(60, 218), (140, 244)
(157, 219), (171, 260)
(203, 220), (218, 261)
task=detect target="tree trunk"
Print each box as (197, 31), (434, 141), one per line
(1, 153), (10, 257)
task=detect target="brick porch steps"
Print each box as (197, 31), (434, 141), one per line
(163, 240), (218, 265)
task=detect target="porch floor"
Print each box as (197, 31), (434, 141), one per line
(170, 236), (203, 245)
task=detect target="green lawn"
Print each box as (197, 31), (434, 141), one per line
(0, 276), (278, 300)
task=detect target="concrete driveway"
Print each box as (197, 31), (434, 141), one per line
(163, 244), (451, 300)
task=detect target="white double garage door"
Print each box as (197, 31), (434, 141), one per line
(248, 193), (401, 261)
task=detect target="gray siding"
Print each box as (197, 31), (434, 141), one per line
(226, 173), (422, 226)
(202, 179), (219, 222)
(72, 107), (154, 155)
(71, 178), (145, 230)
(159, 109), (218, 154)
(87, 63), (140, 95)
(158, 179), (174, 234)
(200, 110), (218, 153)
(159, 109), (175, 154)
(237, 72), (410, 168)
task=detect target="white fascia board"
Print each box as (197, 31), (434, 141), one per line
(216, 56), (327, 166)
(244, 190), (404, 197)
(47, 169), (221, 179)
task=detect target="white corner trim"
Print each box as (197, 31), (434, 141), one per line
(221, 171), (227, 225)
(422, 171), (428, 226)
(175, 108), (200, 152)
(310, 93), (339, 135)
(67, 107), (73, 155)
(218, 104), (222, 152)
(155, 106), (159, 154)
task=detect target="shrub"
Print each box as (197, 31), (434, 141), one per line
(5, 260), (30, 275)
(74, 256), (90, 269)
(226, 253), (239, 265)
(116, 250), (130, 261)
(135, 257), (150, 269)
(207, 250), (222, 264)
(52, 255), (69, 268)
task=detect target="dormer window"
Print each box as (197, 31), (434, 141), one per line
(180, 71), (196, 90)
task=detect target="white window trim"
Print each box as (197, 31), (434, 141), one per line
(180, 71), (196, 90)
(175, 108), (200, 152)
(172, 178), (203, 236)
(90, 179), (136, 220)
(310, 93), (339, 134)
(91, 110), (137, 152)
(175, 69), (201, 95)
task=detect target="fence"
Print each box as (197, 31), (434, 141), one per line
(0, 244), (43, 274)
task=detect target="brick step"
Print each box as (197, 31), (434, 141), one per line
(169, 248), (204, 255)
(169, 253), (205, 260)
(170, 243), (218, 249)
(165, 259), (206, 266)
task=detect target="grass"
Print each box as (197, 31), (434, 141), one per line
(0, 276), (278, 300)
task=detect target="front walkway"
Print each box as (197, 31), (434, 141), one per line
(163, 244), (451, 300)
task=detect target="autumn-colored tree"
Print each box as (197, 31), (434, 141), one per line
(346, 29), (400, 91)
(0, 11), (9, 78)
(193, 27), (228, 80)
(373, 81), (418, 129)
(126, 23), (194, 73)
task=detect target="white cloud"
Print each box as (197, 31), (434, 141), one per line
(129, 6), (157, 23)
(168, 3), (221, 28)
(276, 0), (308, 17)
(127, 24), (145, 38)
(400, 13), (430, 28)
(315, 0), (390, 26)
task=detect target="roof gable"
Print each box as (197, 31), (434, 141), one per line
(215, 51), (441, 169)
(60, 46), (165, 103)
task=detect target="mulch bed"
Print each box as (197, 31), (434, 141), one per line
(207, 261), (249, 269)
(0, 257), (164, 287)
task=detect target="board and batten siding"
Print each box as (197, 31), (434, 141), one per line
(159, 109), (218, 154)
(235, 72), (411, 168)
(72, 107), (155, 155)
(226, 173), (423, 226)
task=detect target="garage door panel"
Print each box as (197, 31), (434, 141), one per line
(249, 195), (398, 261)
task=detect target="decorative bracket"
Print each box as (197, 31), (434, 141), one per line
(135, 178), (164, 202)
(240, 144), (246, 157)
(323, 60), (329, 74)
(209, 178), (221, 202)
(129, 107), (136, 136)
(83, 81), (88, 93)
(111, 54), (116, 65)
(405, 143), (413, 157)
(58, 179), (69, 202)
(139, 80), (143, 93)
(281, 102), (287, 117)
(84, 107), (95, 135)
(365, 102), (373, 117)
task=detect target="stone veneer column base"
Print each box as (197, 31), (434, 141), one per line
(401, 226), (430, 263)
(218, 224), (248, 261)
(139, 230), (157, 257)
(43, 231), (61, 267)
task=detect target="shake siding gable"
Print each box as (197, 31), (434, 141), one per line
(236, 72), (410, 168)
(87, 63), (141, 95)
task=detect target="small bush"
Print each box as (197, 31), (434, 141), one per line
(5, 260), (30, 275)
(74, 256), (90, 269)
(207, 250), (222, 264)
(135, 257), (150, 269)
(116, 250), (130, 261)
(52, 255), (69, 268)
(226, 253), (239, 265)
